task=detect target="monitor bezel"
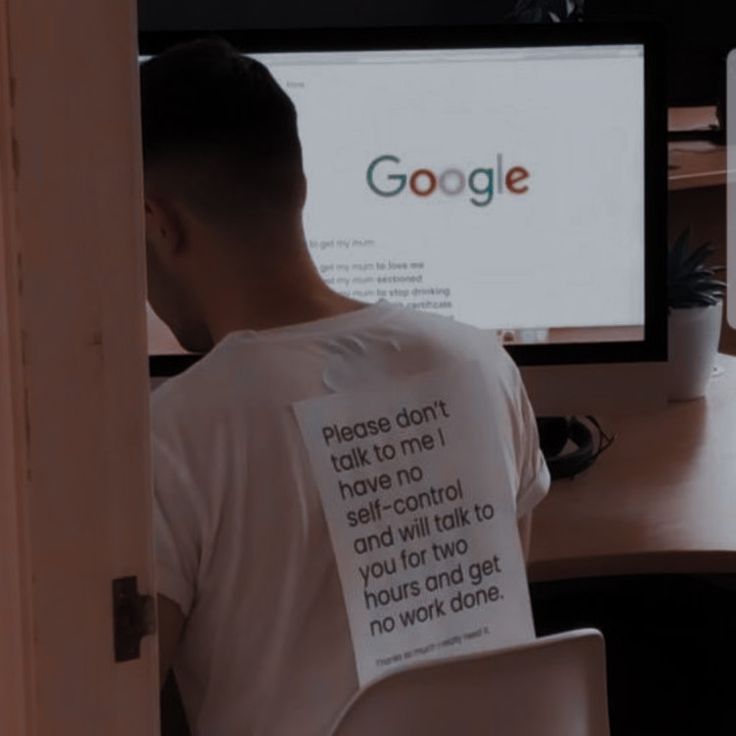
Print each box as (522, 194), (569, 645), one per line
(140, 23), (667, 378)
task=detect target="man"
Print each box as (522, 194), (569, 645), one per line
(143, 39), (549, 735)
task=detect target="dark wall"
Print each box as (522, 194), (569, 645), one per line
(586, 0), (736, 106)
(137, 0), (517, 31)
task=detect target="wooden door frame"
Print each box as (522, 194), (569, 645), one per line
(0, 0), (37, 730)
(0, 1), (158, 734)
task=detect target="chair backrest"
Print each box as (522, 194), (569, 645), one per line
(330, 629), (610, 736)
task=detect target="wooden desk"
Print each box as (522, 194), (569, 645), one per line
(529, 353), (736, 582)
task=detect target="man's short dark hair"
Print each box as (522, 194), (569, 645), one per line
(140, 38), (304, 225)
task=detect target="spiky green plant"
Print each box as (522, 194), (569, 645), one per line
(668, 228), (726, 310)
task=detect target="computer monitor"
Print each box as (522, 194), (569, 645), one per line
(141, 25), (667, 412)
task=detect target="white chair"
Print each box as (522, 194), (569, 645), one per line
(330, 629), (610, 736)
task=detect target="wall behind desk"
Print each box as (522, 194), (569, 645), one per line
(138, 0), (517, 31)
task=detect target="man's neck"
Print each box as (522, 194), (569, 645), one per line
(204, 238), (366, 342)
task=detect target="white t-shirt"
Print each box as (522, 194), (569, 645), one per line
(152, 302), (549, 736)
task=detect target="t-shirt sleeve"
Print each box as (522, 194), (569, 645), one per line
(511, 372), (551, 519)
(152, 433), (202, 617)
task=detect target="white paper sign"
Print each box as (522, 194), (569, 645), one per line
(294, 361), (535, 686)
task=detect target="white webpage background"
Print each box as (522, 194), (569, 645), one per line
(258, 46), (646, 331)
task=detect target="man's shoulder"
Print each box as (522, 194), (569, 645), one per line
(388, 308), (517, 375)
(150, 305), (519, 427)
(150, 345), (239, 432)
(389, 305), (498, 344)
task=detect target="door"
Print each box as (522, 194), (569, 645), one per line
(0, 0), (159, 734)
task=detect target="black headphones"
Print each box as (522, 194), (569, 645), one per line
(536, 416), (613, 480)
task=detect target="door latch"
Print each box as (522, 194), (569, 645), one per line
(113, 576), (156, 662)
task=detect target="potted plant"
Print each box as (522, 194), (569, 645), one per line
(668, 228), (726, 400)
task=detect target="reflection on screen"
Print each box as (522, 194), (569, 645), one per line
(147, 44), (646, 355)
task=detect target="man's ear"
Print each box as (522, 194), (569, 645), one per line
(144, 195), (186, 262)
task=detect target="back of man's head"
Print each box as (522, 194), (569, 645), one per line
(140, 38), (305, 231)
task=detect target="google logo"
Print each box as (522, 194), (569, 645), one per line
(366, 154), (530, 207)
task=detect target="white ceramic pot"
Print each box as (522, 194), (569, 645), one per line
(668, 301), (723, 401)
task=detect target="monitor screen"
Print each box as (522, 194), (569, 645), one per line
(142, 25), (665, 374)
